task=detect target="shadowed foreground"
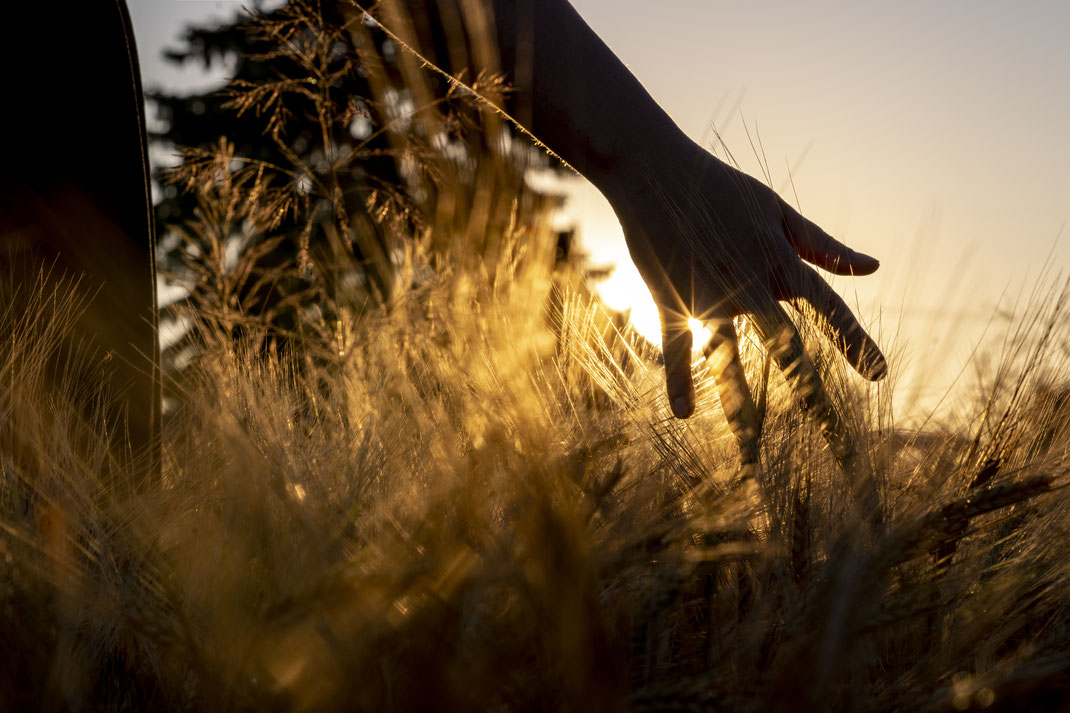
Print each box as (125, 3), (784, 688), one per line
(0, 1), (159, 489)
(2, 244), (1070, 712)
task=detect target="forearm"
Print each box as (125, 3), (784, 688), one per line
(490, 0), (693, 192)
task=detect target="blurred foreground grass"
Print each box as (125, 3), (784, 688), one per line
(3, 240), (1070, 712)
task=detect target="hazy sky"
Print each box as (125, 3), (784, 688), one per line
(129, 0), (1070, 406)
(128, 1), (239, 89)
(564, 0), (1070, 407)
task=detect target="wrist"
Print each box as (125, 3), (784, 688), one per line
(583, 125), (701, 206)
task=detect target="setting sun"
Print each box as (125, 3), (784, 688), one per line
(594, 255), (712, 351)
(688, 317), (713, 349)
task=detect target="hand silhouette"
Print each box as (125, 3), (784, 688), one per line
(600, 136), (886, 465)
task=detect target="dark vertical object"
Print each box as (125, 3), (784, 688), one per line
(0, 1), (160, 488)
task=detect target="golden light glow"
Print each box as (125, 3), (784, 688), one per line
(688, 318), (713, 350)
(595, 260), (662, 344)
(595, 259), (712, 352)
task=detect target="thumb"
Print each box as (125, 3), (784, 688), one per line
(660, 309), (695, 419)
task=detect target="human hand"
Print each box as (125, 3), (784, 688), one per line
(599, 136), (886, 468)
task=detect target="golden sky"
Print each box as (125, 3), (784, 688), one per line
(131, 0), (1070, 411)
(560, 0), (1070, 409)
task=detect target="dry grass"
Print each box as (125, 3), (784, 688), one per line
(3, 3), (1070, 710)
(3, 239), (1070, 712)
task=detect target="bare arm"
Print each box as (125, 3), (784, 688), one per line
(491, 1), (886, 446)
(490, 0), (690, 187)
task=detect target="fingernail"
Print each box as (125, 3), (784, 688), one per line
(854, 251), (880, 268)
(672, 396), (692, 419)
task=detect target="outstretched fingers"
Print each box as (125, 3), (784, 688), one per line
(703, 318), (761, 469)
(754, 299), (883, 523)
(780, 199), (879, 276)
(751, 300), (855, 466)
(660, 302), (762, 477)
(660, 306), (696, 419)
(791, 264), (888, 380)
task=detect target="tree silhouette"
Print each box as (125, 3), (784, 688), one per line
(150, 0), (564, 382)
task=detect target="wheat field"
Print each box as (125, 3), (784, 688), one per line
(3, 239), (1070, 711)
(3, 3), (1070, 711)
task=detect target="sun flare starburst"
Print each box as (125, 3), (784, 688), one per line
(595, 259), (712, 351)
